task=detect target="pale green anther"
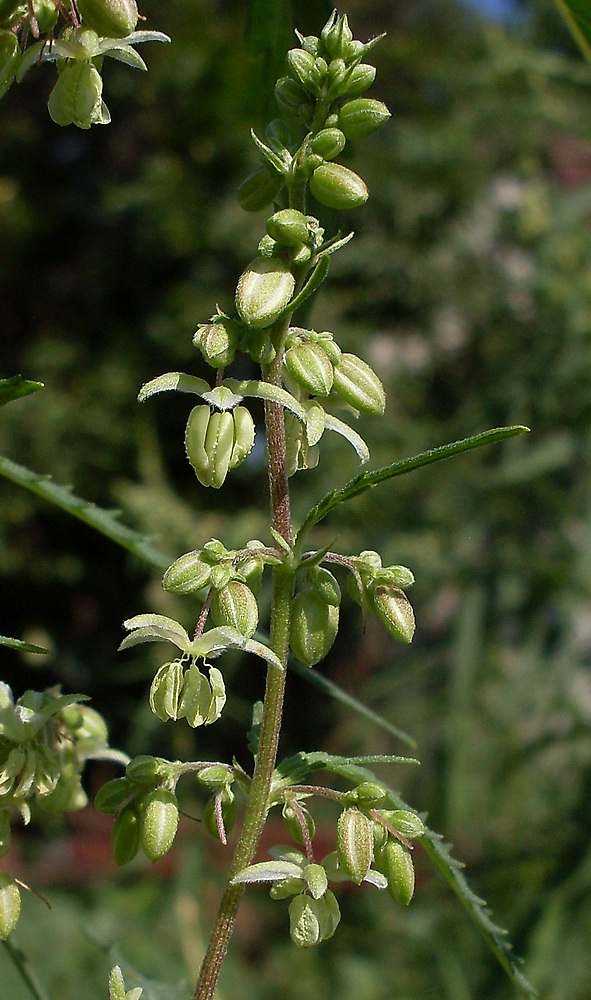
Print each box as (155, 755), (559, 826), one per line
(229, 406), (256, 469)
(48, 61), (104, 129)
(149, 660), (185, 722)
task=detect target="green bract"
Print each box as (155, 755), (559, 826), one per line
(76, 0), (138, 39)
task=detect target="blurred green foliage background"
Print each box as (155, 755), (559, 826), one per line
(2, 0), (591, 997)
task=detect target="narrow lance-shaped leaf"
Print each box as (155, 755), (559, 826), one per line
(295, 426), (530, 551)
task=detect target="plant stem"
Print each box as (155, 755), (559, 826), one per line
(192, 321), (294, 1000)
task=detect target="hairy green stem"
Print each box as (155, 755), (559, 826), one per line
(192, 321), (295, 1000)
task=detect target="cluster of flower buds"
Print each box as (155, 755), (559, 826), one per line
(284, 326), (386, 414)
(0, 683), (118, 937)
(162, 537), (270, 600)
(95, 756), (180, 865)
(350, 550), (416, 644)
(1, 0), (168, 125)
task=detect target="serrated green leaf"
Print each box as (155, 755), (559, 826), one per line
(0, 635), (49, 654)
(296, 426), (530, 551)
(0, 376), (44, 407)
(0, 454), (171, 571)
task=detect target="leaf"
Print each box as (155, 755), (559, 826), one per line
(0, 635), (49, 655)
(295, 425), (530, 551)
(137, 372), (211, 402)
(554, 0), (591, 61)
(274, 750), (419, 786)
(120, 615), (192, 651)
(284, 254), (330, 316)
(223, 378), (307, 423)
(319, 760), (537, 1000)
(232, 860), (304, 884)
(323, 413), (370, 464)
(0, 454), (171, 571)
(0, 376), (44, 407)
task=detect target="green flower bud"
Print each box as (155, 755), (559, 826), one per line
(48, 61), (103, 129)
(194, 317), (241, 368)
(343, 63), (376, 97)
(274, 76), (313, 119)
(126, 755), (172, 788)
(370, 816), (389, 852)
(112, 802), (142, 866)
(76, 0), (138, 38)
(372, 585), (416, 644)
(282, 801), (316, 846)
(377, 809), (425, 840)
(374, 565), (415, 589)
(306, 566), (341, 606)
(378, 839), (415, 905)
(290, 589), (339, 666)
(347, 781), (387, 807)
(0, 872), (20, 939)
(257, 234), (278, 258)
(149, 660), (185, 722)
(237, 164), (283, 212)
(267, 208), (310, 247)
(240, 326), (276, 365)
(162, 550), (212, 595)
(210, 562), (233, 591)
(285, 341), (334, 397)
(95, 776), (134, 814)
(140, 788), (179, 863)
(332, 353), (386, 414)
(316, 888), (341, 940)
(336, 807), (373, 884)
(0, 30), (19, 101)
(197, 765), (233, 787)
(320, 11), (353, 61)
(210, 580), (259, 638)
(315, 331), (342, 365)
(286, 47), (316, 90)
(229, 405), (256, 469)
(236, 258), (295, 329)
(310, 127), (346, 161)
(309, 162), (368, 210)
(338, 98), (391, 140)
